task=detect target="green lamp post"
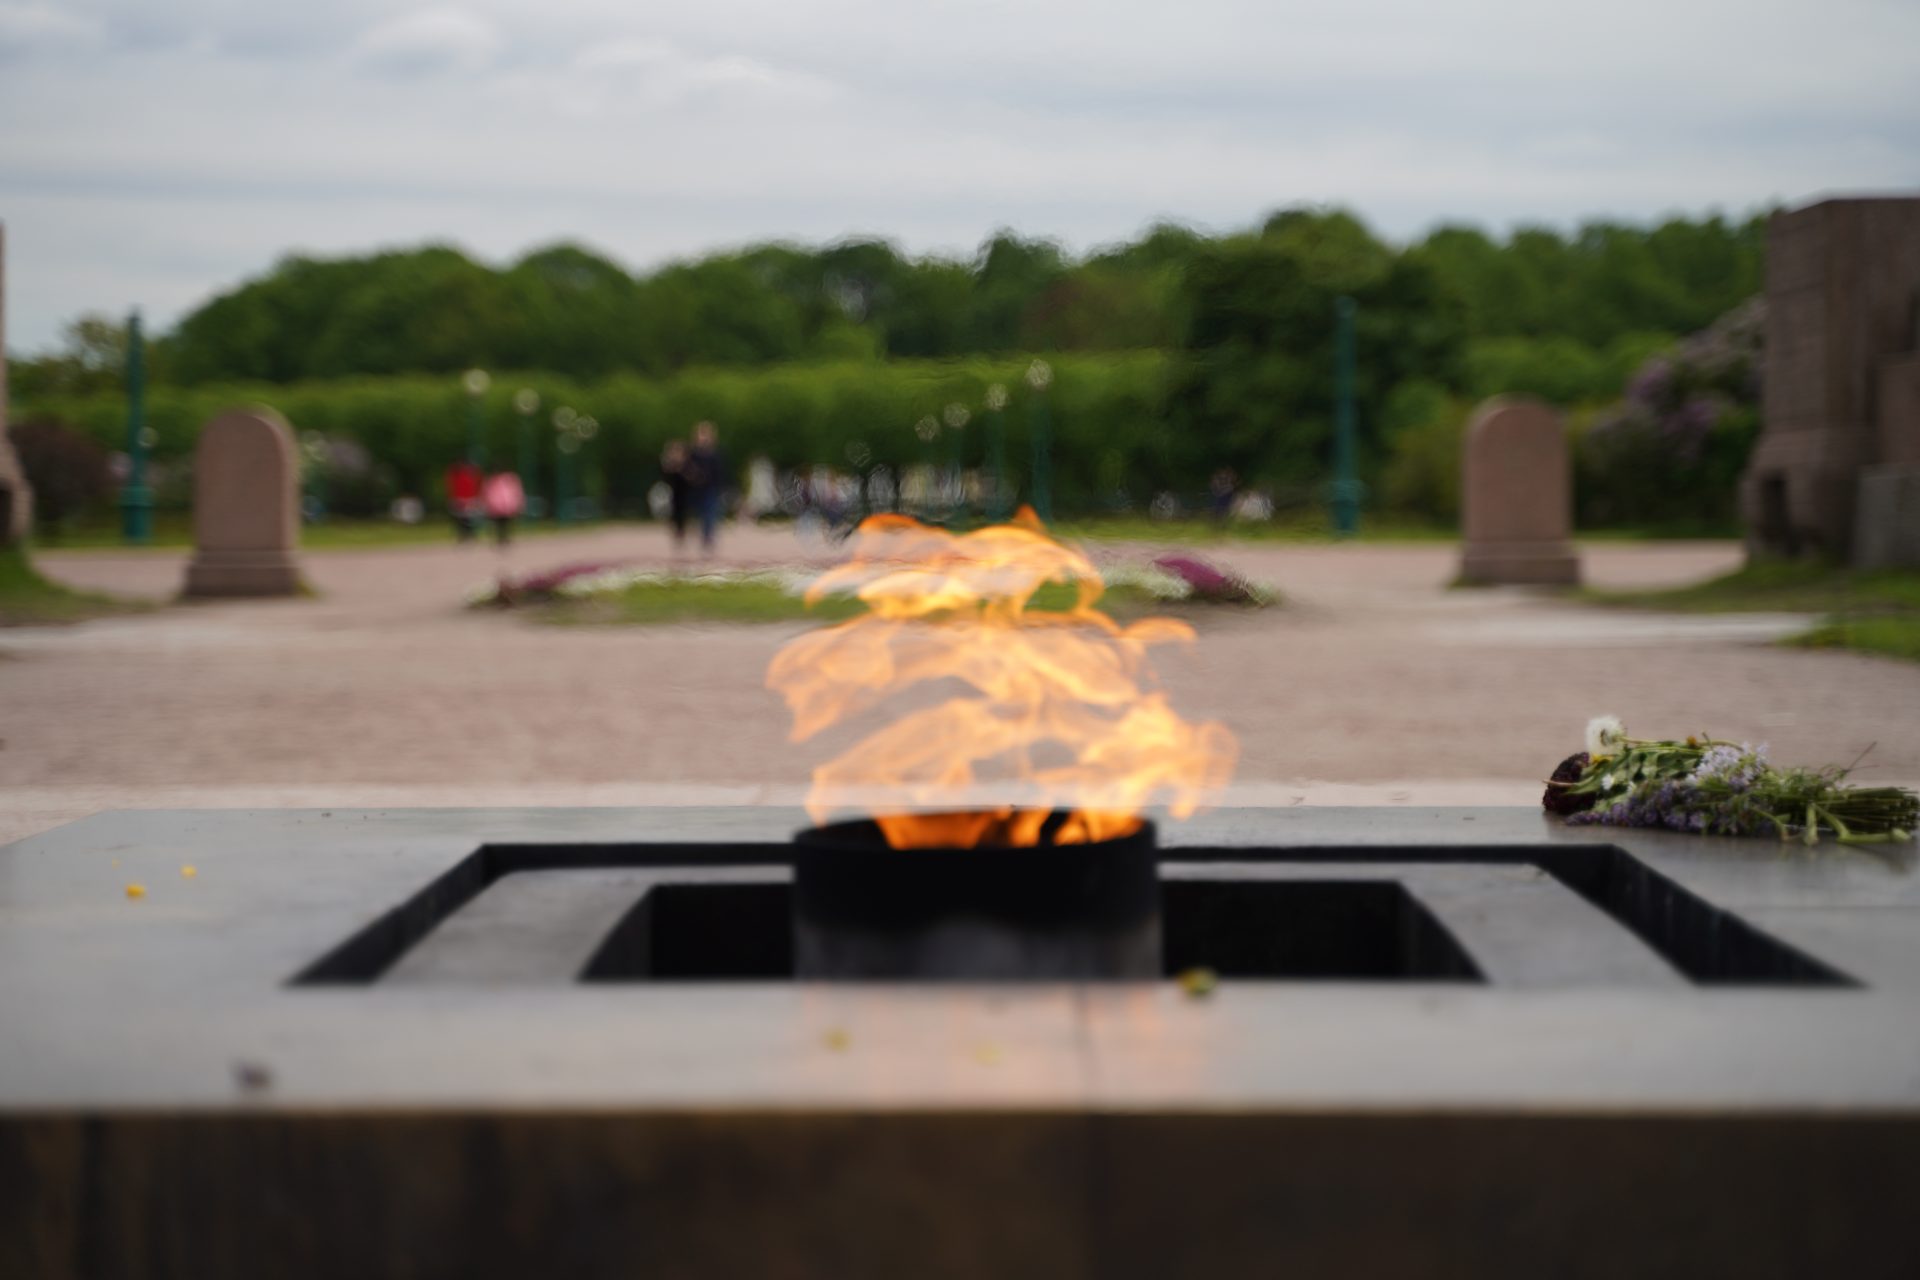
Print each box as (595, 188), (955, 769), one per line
(1331, 296), (1360, 538)
(942, 402), (970, 518)
(299, 431), (329, 523)
(984, 382), (1010, 521)
(913, 415), (939, 517)
(1025, 359), (1053, 523)
(513, 388), (540, 517)
(551, 406), (577, 522)
(463, 368), (490, 466)
(120, 309), (152, 544)
(572, 415), (599, 520)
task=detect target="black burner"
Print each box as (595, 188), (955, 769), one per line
(792, 814), (1161, 980)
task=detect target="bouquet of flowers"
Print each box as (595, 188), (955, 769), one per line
(1543, 717), (1917, 847)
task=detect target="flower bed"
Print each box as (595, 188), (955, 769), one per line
(470, 551), (1277, 613)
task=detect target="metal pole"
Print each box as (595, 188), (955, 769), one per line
(1332, 295), (1359, 538)
(1026, 360), (1053, 523)
(463, 368), (490, 467)
(985, 386), (1009, 522)
(513, 388), (541, 517)
(516, 414), (535, 517)
(121, 310), (151, 544)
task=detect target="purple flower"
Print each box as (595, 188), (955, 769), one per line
(1152, 554), (1263, 604)
(511, 560), (633, 596)
(1627, 358), (1673, 407)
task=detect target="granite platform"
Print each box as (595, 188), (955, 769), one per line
(2, 806), (1916, 1278)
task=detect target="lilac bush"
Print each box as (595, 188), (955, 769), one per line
(1579, 297), (1764, 528)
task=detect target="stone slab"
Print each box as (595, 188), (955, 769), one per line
(1855, 464), (1920, 568)
(2, 805), (1915, 1108)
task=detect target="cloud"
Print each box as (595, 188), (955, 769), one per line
(556, 38), (838, 112)
(0, 2), (104, 58)
(0, 0), (1916, 348)
(352, 7), (500, 77)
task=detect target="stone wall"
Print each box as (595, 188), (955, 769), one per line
(0, 220), (31, 548)
(1742, 197), (1920, 561)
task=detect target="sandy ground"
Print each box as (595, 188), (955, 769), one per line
(4, 524), (1916, 845)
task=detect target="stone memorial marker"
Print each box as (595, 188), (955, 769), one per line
(1458, 395), (1580, 585)
(182, 406), (304, 597)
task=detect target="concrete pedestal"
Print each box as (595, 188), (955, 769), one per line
(3, 806), (1918, 1278)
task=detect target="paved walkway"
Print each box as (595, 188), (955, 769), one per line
(5, 526), (1916, 845)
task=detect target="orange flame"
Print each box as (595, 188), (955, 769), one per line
(765, 508), (1237, 847)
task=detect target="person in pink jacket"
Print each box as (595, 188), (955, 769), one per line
(482, 469), (526, 546)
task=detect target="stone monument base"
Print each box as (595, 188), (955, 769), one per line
(1855, 466), (1920, 569)
(1458, 540), (1581, 586)
(183, 549), (303, 597)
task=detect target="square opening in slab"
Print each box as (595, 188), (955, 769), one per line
(1160, 880), (1482, 981)
(292, 842), (1855, 988)
(583, 883), (792, 981)
(574, 880), (1482, 983)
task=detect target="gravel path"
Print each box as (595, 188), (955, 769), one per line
(5, 525), (1915, 845)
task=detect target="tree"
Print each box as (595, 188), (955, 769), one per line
(8, 313), (130, 398)
(1167, 228), (1466, 489)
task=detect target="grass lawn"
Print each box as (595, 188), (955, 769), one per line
(1048, 514), (1456, 544)
(1582, 560), (1920, 614)
(1583, 559), (1920, 663)
(541, 576), (1208, 627)
(1788, 617), (1920, 663)
(0, 545), (148, 625)
(547, 579), (867, 626)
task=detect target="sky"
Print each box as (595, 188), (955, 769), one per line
(2, 0), (1917, 352)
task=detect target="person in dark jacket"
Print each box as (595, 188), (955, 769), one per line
(683, 421), (728, 553)
(660, 440), (692, 549)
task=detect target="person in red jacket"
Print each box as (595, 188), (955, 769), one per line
(482, 468), (526, 546)
(445, 460), (483, 542)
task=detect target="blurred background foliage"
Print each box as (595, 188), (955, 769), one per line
(9, 205), (1768, 533)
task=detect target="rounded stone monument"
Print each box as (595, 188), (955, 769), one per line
(183, 407), (304, 598)
(1457, 396), (1581, 586)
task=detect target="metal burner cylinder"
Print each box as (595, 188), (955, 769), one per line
(791, 815), (1160, 980)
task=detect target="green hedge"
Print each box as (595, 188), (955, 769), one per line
(20, 354), (1179, 516)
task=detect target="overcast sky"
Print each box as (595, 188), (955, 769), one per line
(2, 0), (1916, 351)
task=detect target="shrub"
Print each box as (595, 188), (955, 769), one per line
(7, 418), (113, 534)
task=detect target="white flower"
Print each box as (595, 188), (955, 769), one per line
(1586, 715), (1627, 758)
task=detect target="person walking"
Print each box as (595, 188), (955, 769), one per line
(659, 440), (692, 550)
(684, 421), (729, 553)
(445, 459), (483, 542)
(482, 468), (525, 546)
